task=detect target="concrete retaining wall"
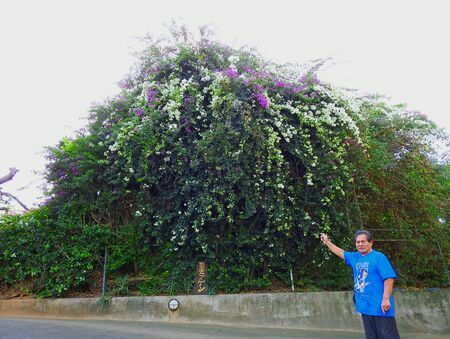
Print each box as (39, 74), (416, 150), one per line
(0, 290), (448, 335)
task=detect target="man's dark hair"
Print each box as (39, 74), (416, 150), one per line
(354, 229), (373, 242)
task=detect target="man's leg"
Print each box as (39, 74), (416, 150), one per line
(361, 314), (379, 339)
(374, 316), (400, 339)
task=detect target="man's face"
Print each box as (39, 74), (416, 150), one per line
(355, 234), (373, 255)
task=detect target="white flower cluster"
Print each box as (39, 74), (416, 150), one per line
(164, 100), (182, 121)
(318, 102), (338, 127)
(160, 77), (195, 124)
(180, 77), (193, 91)
(271, 110), (298, 143)
(322, 87), (362, 140)
(228, 55), (239, 64)
(319, 102), (360, 140)
(195, 93), (208, 119)
(306, 172), (314, 186)
(227, 55), (239, 71)
(199, 66), (212, 82)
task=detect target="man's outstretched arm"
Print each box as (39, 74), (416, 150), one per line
(320, 233), (345, 259)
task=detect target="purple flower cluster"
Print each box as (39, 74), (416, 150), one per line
(254, 84), (264, 93)
(255, 93), (269, 109)
(299, 74), (320, 86)
(118, 79), (132, 89)
(150, 66), (161, 74)
(275, 81), (288, 88)
(147, 89), (158, 106)
(244, 66), (256, 74)
(243, 67), (270, 79)
(292, 85), (307, 93)
(224, 67), (239, 78)
(274, 80), (307, 94)
(251, 83), (269, 109)
(271, 73), (321, 96)
(135, 108), (144, 117)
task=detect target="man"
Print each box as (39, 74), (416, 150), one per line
(320, 230), (400, 339)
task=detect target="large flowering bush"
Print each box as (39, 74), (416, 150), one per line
(45, 31), (364, 288)
(46, 29), (449, 290)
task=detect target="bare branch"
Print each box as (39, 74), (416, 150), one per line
(0, 167), (19, 185)
(0, 191), (29, 211)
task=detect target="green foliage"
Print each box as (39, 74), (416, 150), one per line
(208, 262), (272, 294)
(345, 101), (450, 286)
(107, 224), (147, 272)
(136, 261), (194, 295)
(112, 274), (129, 296)
(137, 275), (167, 295)
(1, 27), (448, 296)
(0, 207), (110, 297)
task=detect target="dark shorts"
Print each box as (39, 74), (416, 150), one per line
(362, 314), (400, 339)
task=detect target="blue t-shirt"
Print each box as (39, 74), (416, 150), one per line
(344, 250), (397, 317)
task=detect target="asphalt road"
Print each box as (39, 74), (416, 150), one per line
(0, 318), (447, 339)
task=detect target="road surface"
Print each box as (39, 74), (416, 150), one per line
(0, 318), (446, 339)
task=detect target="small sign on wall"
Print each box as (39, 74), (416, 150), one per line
(192, 261), (208, 295)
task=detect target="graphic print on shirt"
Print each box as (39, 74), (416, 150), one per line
(354, 261), (370, 293)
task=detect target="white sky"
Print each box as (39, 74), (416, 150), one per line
(1, 0), (449, 210)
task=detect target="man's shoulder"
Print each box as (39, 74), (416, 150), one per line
(371, 250), (393, 267)
(372, 250), (388, 259)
